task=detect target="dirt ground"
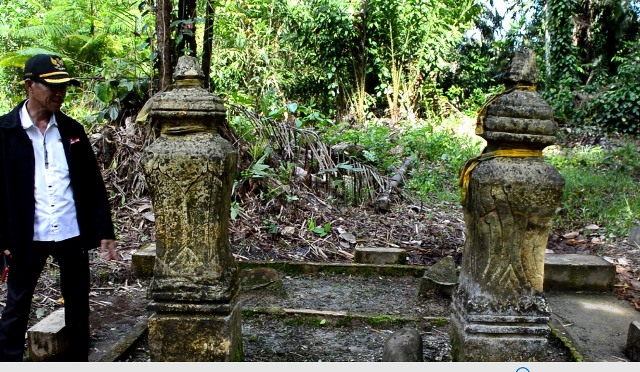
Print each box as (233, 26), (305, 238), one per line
(91, 270), (575, 362)
(0, 193), (638, 362)
(0, 191), (637, 361)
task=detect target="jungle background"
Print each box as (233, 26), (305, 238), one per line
(0, 0), (639, 315)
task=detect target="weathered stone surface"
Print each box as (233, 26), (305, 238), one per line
(544, 254), (615, 292)
(148, 301), (243, 362)
(450, 312), (549, 362)
(143, 132), (239, 303)
(626, 321), (640, 362)
(461, 158), (564, 300)
(354, 247), (407, 265)
(27, 309), (68, 362)
(451, 47), (564, 362)
(142, 55), (242, 361)
(382, 328), (423, 362)
(419, 256), (458, 298)
(483, 91), (557, 148)
(504, 47), (538, 86)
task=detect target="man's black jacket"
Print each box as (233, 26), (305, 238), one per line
(0, 100), (115, 255)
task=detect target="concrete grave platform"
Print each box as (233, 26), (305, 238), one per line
(354, 247), (408, 265)
(27, 260), (640, 362)
(544, 253), (615, 292)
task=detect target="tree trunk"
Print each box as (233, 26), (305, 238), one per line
(374, 155), (415, 212)
(202, 0), (216, 90)
(177, 0), (197, 57)
(156, 0), (173, 91)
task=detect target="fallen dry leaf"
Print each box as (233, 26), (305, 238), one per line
(339, 232), (356, 244)
(563, 231), (580, 239)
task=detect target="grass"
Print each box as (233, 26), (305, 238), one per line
(379, 114), (639, 240)
(545, 143), (640, 237)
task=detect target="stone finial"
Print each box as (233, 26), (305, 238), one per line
(173, 55), (205, 82)
(503, 47), (538, 87)
(479, 49), (556, 149)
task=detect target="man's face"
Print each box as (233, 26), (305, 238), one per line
(26, 80), (68, 113)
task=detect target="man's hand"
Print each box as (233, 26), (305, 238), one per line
(98, 239), (118, 261)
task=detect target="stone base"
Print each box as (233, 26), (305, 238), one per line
(148, 300), (243, 361)
(354, 247), (407, 265)
(450, 299), (550, 362)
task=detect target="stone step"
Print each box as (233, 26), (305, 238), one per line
(353, 247), (407, 265)
(26, 308), (68, 361)
(544, 253), (615, 292)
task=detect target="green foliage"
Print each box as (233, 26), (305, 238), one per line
(578, 41), (640, 134)
(0, 0), (155, 126)
(546, 144), (640, 236)
(402, 116), (483, 202)
(520, 0), (640, 130)
(307, 219), (331, 237)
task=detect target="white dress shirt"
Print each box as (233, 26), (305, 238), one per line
(20, 102), (80, 242)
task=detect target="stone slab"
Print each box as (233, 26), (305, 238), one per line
(547, 292), (639, 361)
(544, 253), (615, 292)
(354, 247), (407, 265)
(89, 319), (148, 362)
(27, 308), (68, 362)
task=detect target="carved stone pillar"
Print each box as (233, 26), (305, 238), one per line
(450, 48), (565, 361)
(142, 56), (242, 361)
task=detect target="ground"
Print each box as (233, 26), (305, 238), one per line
(0, 193), (636, 361)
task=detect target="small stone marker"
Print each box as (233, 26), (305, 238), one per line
(629, 225), (640, 246)
(354, 247), (407, 265)
(382, 328), (423, 362)
(419, 256), (458, 298)
(131, 243), (156, 279)
(626, 321), (640, 362)
(27, 309), (68, 362)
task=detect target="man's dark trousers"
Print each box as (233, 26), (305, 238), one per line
(0, 237), (90, 361)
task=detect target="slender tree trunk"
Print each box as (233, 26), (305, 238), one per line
(156, 0), (173, 91)
(544, 0), (551, 80)
(202, 0), (216, 90)
(177, 0), (197, 57)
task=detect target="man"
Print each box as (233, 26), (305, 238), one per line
(0, 54), (117, 361)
